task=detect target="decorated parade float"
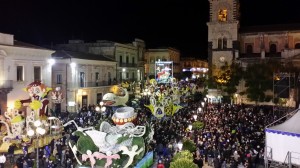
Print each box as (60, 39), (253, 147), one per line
(64, 106), (154, 168)
(142, 78), (198, 119)
(0, 81), (63, 154)
(102, 86), (129, 107)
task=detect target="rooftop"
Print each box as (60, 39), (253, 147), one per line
(240, 23), (300, 33)
(52, 50), (115, 62)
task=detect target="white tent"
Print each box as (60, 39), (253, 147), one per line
(265, 109), (300, 165)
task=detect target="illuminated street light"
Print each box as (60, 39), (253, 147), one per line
(197, 107), (202, 113)
(27, 120), (46, 168)
(188, 124), (193, 131)
(48, 58), (55, 66)
(177, 141), (183, 151)
(70, 62), (76, 68)
(0, 155), (6, 165)
(193, 114), (197, 120)
(96, 101), (106, 113)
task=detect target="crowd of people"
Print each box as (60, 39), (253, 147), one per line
(3, 92), (290, 168)
(148, 101), (287, 168)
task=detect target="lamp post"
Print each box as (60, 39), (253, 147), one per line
(0, 155), (6, 167)
(177, 141), (183, 151)
(234, 93), (238, 104)
(197, 107), (202, 114)
(96, 101), (106, 118)
(27, 120), (46, 168)
(193, 114), (197, 121)
(188, 124), (193, 131)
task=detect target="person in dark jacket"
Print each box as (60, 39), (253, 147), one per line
(193, 156), (204, 168)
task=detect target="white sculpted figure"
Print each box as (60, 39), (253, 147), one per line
(120, 145), (144, 168)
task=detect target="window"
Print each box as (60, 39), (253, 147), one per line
(218, 9), (228, 22)
(17, 66), (23, 81)
(126, 72), (129, 78)
(223, 38), (227, 49)
(218, 38), (222, 49)
(132, 57), (135, 64)
(95, 72), (99, 86)
(270, 44), (277, 53)
(132, 72), (135, 80)
(246, 44), (253, 54)
(150, 58), (154, 63)
(295, 43), (300, 49)
(80, 72), (85, 87)
(56, 74), (62, 84)
(119, 56), (122, 64)
(119, 72), (122, 81)
(126, 56), (129, 64)
(96, 93), (103, 104)
(108, 72), (111, 84)
(34, 66), (41, 81)
(82, 95), (88, 107)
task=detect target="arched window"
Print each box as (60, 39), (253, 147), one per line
(218, 38), (222, 49)
(223, 38), (227, 49)
(150, 58), (154, 63)
(295, 43), (300, 49)
(270, 44), (277, 53)
(218, 9), (228, 22)
(246, 45), (253, 54)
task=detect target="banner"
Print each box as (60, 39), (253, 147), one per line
(135, 151), (154, 168)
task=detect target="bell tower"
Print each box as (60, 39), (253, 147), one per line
(207, 0), (240, 75)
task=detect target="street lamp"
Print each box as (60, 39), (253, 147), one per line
(0, 155), (6, 167)
(177, 141), (183, 151)
(27, 120), (46, 168)
(96, 101), (106, 119)
(193, 114), (197, 120)
(234, 93), (238, 104)
(201, 101), (205, 107)
(188, 124), (193, 131)
(197, 107), (202, 114)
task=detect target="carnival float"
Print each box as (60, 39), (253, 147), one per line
(64, 106), (154, 168)
(102, 86), (129, 107)
(0, 81), (63, 154)
(142, 79), (198, 119)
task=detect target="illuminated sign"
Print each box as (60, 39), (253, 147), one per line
(155, 61), (173, 83)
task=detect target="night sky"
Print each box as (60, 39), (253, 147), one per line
(1, 0), (300, 59)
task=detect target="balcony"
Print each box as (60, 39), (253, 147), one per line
(67, 81), (117, 88)
(240, 52), (282, 58)
(119, 63), (137, 67)
(0, 80), (13, 93)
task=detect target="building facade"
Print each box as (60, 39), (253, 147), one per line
(0, 32), (54, 113)
(144, 48), (181, 79)
(54, 39), (145, 83)
(207, 0), (300, 105)
(207, 0), (240, 76)
(51, 50), (117, 112)
(180, 57), (209, 79)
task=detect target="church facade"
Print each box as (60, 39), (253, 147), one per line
(207, 0), (300, 105)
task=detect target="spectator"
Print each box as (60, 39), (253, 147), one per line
(157, 159), (165, 168)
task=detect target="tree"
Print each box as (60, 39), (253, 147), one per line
(213, 62), (243, 100)
(243, 62), (273, 103)
(223, 63), (243, 97)
(170, 158), (198, 168)
(182, 138), (196, 152)
(172, 150), (193, 162)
